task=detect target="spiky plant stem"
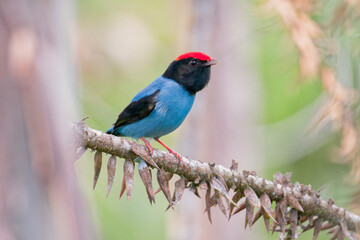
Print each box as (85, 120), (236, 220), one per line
(72, 120), (360, 238)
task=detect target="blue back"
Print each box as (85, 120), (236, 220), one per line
(112, 76), (195, 138)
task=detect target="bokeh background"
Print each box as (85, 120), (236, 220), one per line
(1, 0), (359, 239)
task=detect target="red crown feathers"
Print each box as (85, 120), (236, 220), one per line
(175, 52), (211, 61)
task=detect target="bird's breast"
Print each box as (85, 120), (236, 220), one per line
(155, 85), (195, 122)
(116, 78), (196, 138)
(146, 83), (195, 137)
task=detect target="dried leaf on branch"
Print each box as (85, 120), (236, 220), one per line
(72, 121), (360, 239)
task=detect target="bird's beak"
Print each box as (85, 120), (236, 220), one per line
(203, 59), (218, 66)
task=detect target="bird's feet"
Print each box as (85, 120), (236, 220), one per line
(167, 148), (182, 162)
(155, 138), (182, 163)
(140, 137), (154, 156)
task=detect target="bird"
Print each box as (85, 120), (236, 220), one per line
(106, 52), (217, 161)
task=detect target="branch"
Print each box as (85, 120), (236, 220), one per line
(72, 120), (360, 239)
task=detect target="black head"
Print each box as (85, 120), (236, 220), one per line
(162, 52), (217, 94)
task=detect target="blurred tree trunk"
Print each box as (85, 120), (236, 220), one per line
(0, 1), (95, 239)
(171, 0), (261, 239)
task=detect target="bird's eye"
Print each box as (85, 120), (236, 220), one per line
(189, 60), (197, 66)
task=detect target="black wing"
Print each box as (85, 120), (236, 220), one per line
(111, 89), (160, 131)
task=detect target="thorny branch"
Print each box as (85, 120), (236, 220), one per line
(73, 120), (360, 239)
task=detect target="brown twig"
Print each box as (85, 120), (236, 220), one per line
(72, 120), (360, 237)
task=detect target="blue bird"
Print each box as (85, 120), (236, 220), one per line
(107, 52), (217, 161)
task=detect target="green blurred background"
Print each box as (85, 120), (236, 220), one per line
(74, 0), (359, 239)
